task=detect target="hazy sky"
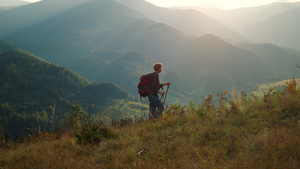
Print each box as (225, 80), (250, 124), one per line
(145, 0), (300, 9)
(23, 0), (300, 9)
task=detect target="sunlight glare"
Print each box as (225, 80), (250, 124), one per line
(145, 0), (300, 9)
(22, 0), (41, 2)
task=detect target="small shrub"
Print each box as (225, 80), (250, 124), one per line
(66, 103), (117, 144)
(74, 121), (117, 145)
(189, 100), (206, 118)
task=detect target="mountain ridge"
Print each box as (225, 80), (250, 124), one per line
(115, 0), (246, 42)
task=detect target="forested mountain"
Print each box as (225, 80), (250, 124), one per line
(0, 39), (133, 138)
(115, 0), (245, 42)
(0, 39), (19, 53)
(0, 0), (90, 36)
(3, 0), (144, 62)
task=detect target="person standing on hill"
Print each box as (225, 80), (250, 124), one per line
(148, 63), (171, 120)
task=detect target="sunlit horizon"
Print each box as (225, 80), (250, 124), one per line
(145, 0), (300, 9)
(20, 0), (300, 10)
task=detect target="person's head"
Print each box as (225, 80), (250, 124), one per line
(153, 62), (163, 73)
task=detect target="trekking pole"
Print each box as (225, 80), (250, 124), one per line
(161, 85), (170, 105)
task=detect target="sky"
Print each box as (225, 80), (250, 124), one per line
(145, 0), (300, 9)
(23, 0), (300, 9)
(22, 0), (40, 2)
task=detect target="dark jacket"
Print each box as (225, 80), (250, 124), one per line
(148, 72), (163, 97)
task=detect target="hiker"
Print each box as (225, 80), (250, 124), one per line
(148, 63), (170, 120)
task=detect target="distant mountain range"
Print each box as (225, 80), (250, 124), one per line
(200, 2), (300, 29)
(200, 2), (300, 50)
(115, 0), (246, 42)
(1, 0), (300, 98)
(244, 7), (300, 50)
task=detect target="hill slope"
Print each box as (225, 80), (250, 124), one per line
(0, 42), (91, 104)
(1, 79), (299, 168)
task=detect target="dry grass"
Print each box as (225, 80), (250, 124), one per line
(1, 79), (300, 169)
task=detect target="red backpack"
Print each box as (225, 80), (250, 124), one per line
(137, 73), (151, 99)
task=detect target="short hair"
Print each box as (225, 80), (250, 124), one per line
(153, 63), (163, 71)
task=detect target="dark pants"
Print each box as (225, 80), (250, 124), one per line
(148, 95), (164, 120)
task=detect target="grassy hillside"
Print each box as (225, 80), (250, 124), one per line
(1, 79), (299, 168)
